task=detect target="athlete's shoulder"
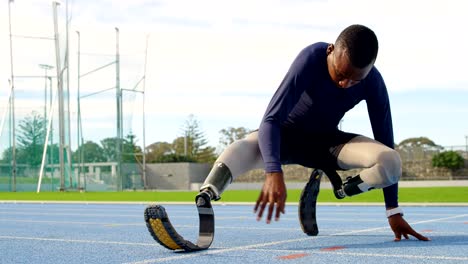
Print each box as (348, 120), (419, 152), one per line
(361, 66), (388, 98)
(291, 42), (328, 70)
(297, 42), (328, 58)
(363, 66), (385, 85)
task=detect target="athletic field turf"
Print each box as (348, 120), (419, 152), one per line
(1, 187), (467, 203)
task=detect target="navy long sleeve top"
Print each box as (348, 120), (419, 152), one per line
(258, 42), (398, 208)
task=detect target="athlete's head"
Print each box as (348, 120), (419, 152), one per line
(326, 24), (379, 89)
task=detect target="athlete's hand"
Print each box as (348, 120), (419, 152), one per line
(388, 213), (430, 241)
(254, 172), (287, 224)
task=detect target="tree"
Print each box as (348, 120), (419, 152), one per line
(101, 137), (120, 162)
(219, 126), (252, 150)
(146, 141), (173, 163)
(397, 137), (441, 149)
(397, 137), (443, 161)
(432, 151), (465, 171)
(196, 146), (217, 163)
(45, 143), (60, 165)
(154, 153), (196, 163)
(16, 111), (46, 166)
(72, 141), (106, 163)
(124, 133), (143, 163)
(175, 114), (216, 162)
(100, 133), (143, 163)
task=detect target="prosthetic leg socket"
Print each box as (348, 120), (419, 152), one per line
(199, 162), (233, 201)
(343, 175), (373, 196)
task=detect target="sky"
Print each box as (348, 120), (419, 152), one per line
(0, 0), (467, 152)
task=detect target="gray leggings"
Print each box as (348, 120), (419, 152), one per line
(213, 131), (401, 189)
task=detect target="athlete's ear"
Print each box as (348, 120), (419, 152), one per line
(326, 44), (334, 55)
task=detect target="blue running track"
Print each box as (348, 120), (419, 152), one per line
(0, 202), (467, 264)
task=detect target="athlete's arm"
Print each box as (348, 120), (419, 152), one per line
(366, 69), (430, 241)
(256, 44), (320, 223)
(365, 68), (399, 209)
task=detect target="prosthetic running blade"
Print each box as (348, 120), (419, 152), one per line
(298, 169), (322, 236)
(144, 191), (214, 251)
(299, 169), (345, 236)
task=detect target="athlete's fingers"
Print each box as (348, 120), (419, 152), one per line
(276, 194), (286, 220)
(275, 197), (284, 221)
(257, 193), (268, 221)
(254, 192), (264, 213)
(275, 204), (281, 221)
(404, 224), (431, 241)
(409, 229), (430, 241)
(266, 197), (275, 224)
(256, 197), (268, 221)
(394, 231), (402, 242)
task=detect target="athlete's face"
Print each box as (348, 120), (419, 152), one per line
(326, 44), (374, 89)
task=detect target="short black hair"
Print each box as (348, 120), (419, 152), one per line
(335, 24), (378, 69)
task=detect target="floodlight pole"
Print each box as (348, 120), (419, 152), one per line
(8, 0), (17, 192)
(142, 34), (149, 189)
(53, 1), (66, 191)
(65, 0), (73, 189)
(76, 30), (86, 191)
(115, 27), (123, 191)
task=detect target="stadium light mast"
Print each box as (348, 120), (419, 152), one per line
(115, 27), (123, 191)
(142, 34), (149, 189)
(52, 1), (67, 191)
(76, 30), (85, 190)
(8, 0), (17, 192)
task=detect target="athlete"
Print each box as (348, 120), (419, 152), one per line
(145, 25), (430, 250)
(198, 24), (429, 242)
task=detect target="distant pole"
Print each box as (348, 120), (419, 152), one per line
(65, 0), (73, 189)
(76, 30), (83, 190)
(53, 1), (66, 191)
(8, 0), (17, 192)
(142, 34), (149, 189)
(115, 27), (123, 191)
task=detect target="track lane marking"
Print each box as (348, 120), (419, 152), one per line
(124, 213), (468, 264)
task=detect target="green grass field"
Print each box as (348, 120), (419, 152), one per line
(1, 187), (467, 203)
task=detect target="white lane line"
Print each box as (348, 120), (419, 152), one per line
(1, 208), (146, 213)
(124, 214), (468, 264)
(0, 212), (391, 222)
(0, 218), (359, 232)
(0, 236), (158, 247)
(2, 213), (466, 231)
(403, 214), (468, 225)
(0, 218), (145, 226)
(1, 211), (464, 224)
(0, 211), (140, 217)
(0, 211), (266, 220)
(3, 218), (465, 235)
